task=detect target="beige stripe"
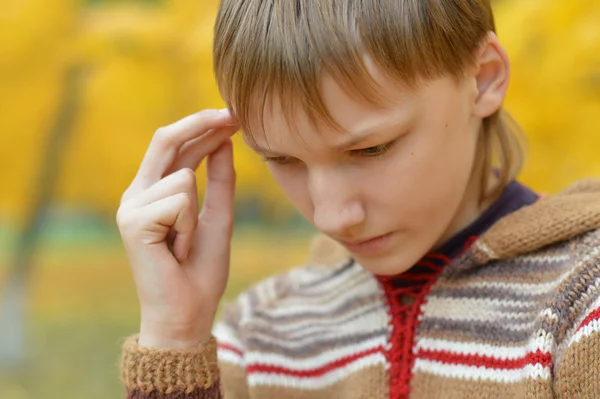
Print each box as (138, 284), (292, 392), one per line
(411, 372), (552, 399)
(220, 361), (250, 399)
(555, 330), (600, 398)
(247, 364), (389, 399)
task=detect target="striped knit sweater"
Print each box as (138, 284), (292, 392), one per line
(121, 179), (600, 398)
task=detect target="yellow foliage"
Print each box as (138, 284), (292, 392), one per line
(1, 0), (599, 226)
(496, 0), (600, 192)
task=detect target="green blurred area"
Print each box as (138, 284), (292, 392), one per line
(0, 227), (312, 398)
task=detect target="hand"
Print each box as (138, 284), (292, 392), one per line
(116, 109), (238, 349)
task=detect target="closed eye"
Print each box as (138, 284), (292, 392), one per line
(262, 155), (294, 164)
(262, 140), (397, 164)
(352, 140), (396, 157)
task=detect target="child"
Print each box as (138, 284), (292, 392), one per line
(117, 1), (600, 398)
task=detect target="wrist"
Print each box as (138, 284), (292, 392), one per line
(138, 319), (212, 349)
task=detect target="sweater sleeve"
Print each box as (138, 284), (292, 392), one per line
(120, 335), (224, 399)
(120, 297), (252, 399)
(554, 302), (600, 398)
(119, 255), (317, 399)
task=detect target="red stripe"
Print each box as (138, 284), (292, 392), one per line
(577, 307), (600, 332)
(417, 349), (552, 369)
(246, 346), (385, 377)
(218, 342), (244, 357)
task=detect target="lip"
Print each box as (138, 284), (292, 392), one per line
(339, 232), (393, 255)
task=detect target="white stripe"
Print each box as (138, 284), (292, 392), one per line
(509, 252), (570, 264)
(248, 352), (387, 389)
(254, 276), (278, 305)
(218, 348), (245, 366)
(568, 288), (600, 346)
(413, 359), (551, 383)
(425, 296), (538, 310)
(476, 240), (498, 259)
(530, 329), (555, 353)
(463, 272), (569, 295)
(245, 335), (387, 369)
(422, 297), (540, 324)
(415, 338), (537, 360)
(539, 308), (559, 322)
(297, 263), (364, 295)
(213, 322), (244, 350)
(251, 301), (387, 334)
(570, 319), (600, 345)
(238, 292), (253, 325)
(275, 272), (376, 310)
(259, 286), (381, 318)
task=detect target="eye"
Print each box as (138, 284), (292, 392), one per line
(262, 156), (294, 165)
(353, 141), (396, 157)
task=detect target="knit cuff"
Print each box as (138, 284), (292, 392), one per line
(121, 334), (220, 396)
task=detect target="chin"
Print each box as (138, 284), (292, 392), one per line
(354, 253), (414, 277)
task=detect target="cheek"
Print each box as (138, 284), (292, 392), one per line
(373, 111), (475, 220)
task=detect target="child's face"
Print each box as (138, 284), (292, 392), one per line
(246, 67), (485, 275)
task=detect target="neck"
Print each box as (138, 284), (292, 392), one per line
(434, 165), (501, 250)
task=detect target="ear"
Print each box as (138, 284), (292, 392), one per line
(472, 32), (510, 118)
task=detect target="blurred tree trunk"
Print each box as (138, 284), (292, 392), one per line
(0, 66), (83, 369)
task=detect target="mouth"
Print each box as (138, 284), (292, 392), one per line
(338, 232), (393, 255)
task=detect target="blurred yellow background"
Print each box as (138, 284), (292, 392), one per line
(0, 0), (598, 398)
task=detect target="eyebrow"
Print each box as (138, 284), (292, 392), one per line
(249, 118), (403, 156)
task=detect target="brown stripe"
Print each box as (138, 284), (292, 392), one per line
(220, 362), (250, 399)
(248, 363), (389, 399)
(429, 286), (550, 309)
(555, 331), (600, 398)
(410, 372), (553, 399)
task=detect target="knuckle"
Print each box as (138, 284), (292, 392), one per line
(176, 168), (197, 188)
(120, 188), (133, 205)
(154, 127), (175, 149)
(176, 192), (193, 208)
(115, 206), (136, 230)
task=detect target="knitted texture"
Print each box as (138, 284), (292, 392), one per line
(120, 179), (600, 399)
(126, 386), (220, 399)
(121, 336), (219, 397)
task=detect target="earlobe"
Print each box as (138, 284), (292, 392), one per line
(473, 32), (510, 118)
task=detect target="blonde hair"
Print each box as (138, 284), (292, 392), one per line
(213, 0), (524, 202)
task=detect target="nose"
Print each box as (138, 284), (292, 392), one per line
(309, 168), (365, 237)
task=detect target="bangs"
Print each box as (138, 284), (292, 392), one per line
(213, 0), (494, 139)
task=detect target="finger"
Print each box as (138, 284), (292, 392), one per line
(199, 139), (235, 233)
(137, 193), (197, 262)
(165, 124), (239, 176)
(135, 109), (235, 190)
(127, 168), (199, 213)
(191, 139), (235, 273)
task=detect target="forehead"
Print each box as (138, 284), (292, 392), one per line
(245, 68), (414, 148)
